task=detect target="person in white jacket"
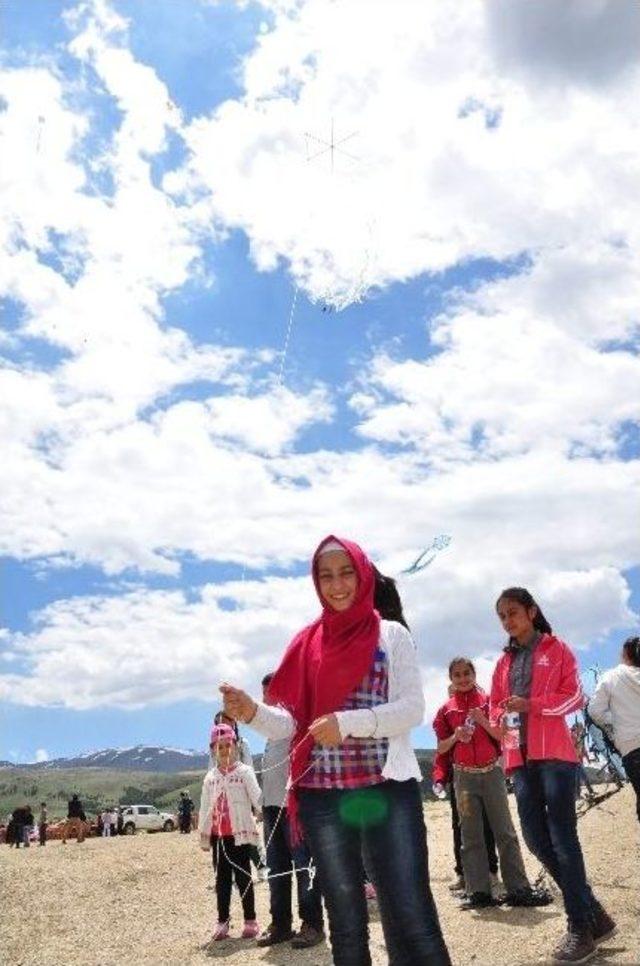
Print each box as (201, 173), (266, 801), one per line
(221, 534), (451, 966)
(199, 723), (262, 943)
(588, 636), (640, 825)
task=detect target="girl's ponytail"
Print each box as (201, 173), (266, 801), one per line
(622, 636), (640, 668)
(373, 567), (410, 630)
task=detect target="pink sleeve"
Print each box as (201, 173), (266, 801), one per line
(528, 643), (585, 717)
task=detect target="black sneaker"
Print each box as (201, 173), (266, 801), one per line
(504, 885), (554, 907)
(291, 923), (325, 949)
(552, 925), (596, 963)
(459, 891), (498, 910)
(256, 923), (294, 947)
(590, 902), (616, 944)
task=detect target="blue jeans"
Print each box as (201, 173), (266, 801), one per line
(263, 805), (324, 931)
(298, 779), (450, 966)
(512, 761), (597, 927)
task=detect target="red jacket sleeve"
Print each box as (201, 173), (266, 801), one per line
(528, 642), (585, 717)
(432, 703), (452, 741)
(432, 750), (451, 785)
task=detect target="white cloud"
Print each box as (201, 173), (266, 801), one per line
(205, 385), (333, 455)
(0, 0), (638, 716)
(176, 0), (640, 305)
(352, 256), (640, 464)
(0, 578), (316, 710)
(1, 552), (634, 715)
(34, 748), (49, 762)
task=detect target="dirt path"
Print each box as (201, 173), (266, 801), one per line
(2, 787), (638, 965)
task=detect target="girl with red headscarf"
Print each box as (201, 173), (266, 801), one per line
(221, 536), (450, 966)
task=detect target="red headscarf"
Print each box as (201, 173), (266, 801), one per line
(267, 535), (380, 838)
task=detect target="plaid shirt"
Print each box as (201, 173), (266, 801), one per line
(301, 646), (389, 789)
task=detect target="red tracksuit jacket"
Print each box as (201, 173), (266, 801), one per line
(433, 686), (499, 769)
(489, 633), (584, 773)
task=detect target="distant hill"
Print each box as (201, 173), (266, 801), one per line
(1, 745), (437, 775)
(0, 766), (206, 821)
(0, 745), (209, 773)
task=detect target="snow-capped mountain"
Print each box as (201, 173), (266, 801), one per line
(3, 745), (210, 773)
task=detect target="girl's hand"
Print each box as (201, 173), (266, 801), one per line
(505, 696), (530, 713)
(255, 810), (263, 824)
(219, 684), (257, 723)
(467, 708), (486, 725)
(309, 714), (341, 745)
(200, 834), (210, 852)
(454, 725), (473, 743)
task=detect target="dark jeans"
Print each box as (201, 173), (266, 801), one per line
(449, 782), (498, 876)
(512, 761), (597, 927)
(263, 805), (323, 931)
(12, 823), (24, 847)
(299, 780), (450, 966)
(211, 835), (256, 922)
(39, 823), (47, 846)
(622, 747), (640, 824)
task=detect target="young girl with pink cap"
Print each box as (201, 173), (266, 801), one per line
(198, 722), (262, 943)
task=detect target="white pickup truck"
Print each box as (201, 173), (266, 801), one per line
(120, 805), (176, 834)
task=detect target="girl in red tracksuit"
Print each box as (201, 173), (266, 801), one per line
(491, 587), (615, 965)
(433, 658), (544, 910)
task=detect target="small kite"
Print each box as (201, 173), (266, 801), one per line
(400, 535), (452, 575)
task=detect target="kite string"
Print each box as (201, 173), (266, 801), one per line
(277, 286), (298, 386)
(208, 744), (318, 935)
(234, 286), (299, 589)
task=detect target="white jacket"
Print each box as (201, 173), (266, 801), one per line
(251, 620), (425, 783)
(198, 763), (261, 847)
(588, 664), (640, 757)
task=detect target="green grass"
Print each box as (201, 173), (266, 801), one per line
(0, 767), (207, 822)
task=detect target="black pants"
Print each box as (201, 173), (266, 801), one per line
(449, 782), (498, 876)
(263, 804), (323, 932)
(211, 835), (256, 922)
(39, 823), (47, 846)
(622, 747), (640, 824)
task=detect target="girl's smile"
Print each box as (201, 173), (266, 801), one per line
(317, 549), (358, 612)
(450, 662), (476, 692)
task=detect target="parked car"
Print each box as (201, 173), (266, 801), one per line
(120, 805), (176, 834)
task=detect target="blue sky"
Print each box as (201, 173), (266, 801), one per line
(1, 0), (639, 763)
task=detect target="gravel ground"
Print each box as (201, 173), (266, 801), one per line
(2, 787), (638, 966)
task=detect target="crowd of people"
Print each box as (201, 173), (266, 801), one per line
(206, 534), (639, 966)
(3, 791), (194, 844)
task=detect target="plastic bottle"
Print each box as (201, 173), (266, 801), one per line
(503, 711), (521, 750)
